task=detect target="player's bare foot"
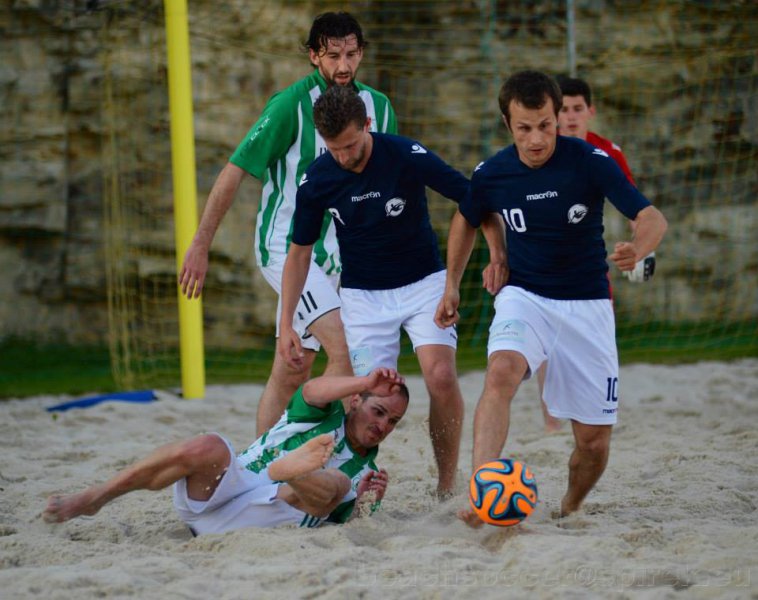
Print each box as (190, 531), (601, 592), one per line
(557, 495), (581, 518)
(268, 433), (335, 482)
(457, 506), (485, 529)
(43, 485), (109, 523)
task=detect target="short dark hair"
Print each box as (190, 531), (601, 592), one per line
(304, 11), (366, 54)
(360, 383), (410, 405)
(556, 75), (592, 106)
(313, 85), (367, 140)
(498, 70), (562, 127)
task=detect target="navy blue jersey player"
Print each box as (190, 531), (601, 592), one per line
(435, 70), (667, 524)
(280, 85), (506, 497)
(293, 132), (468, 290)
(466, 135), (647, 300)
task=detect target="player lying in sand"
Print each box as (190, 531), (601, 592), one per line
(44, 368), (409, 534)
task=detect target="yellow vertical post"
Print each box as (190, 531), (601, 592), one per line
(164, 0), (205, 399)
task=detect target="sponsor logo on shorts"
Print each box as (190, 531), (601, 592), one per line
(474, 161), (484, 172)
(602, 408), (617, 414)
(299, 172), (308, 186)
(490, 319), (526, 344)
(410, 143), (427, 154)
(567, 203), (588, 224)
(350, 347), (372, 376)
(385, 197), (406, 217)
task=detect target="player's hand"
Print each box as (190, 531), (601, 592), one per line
(178, 241), (209, 299)
(482, 261), (508, 296)
(356, 468), (388, 503)
(364, 368), (405, 397)
(609, 241), (637, 272)
(434, 288), (460, 328)
(278, 326), (305, 370)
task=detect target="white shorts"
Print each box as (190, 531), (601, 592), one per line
(488, 286), (619, 425)
(340, 270), (457, 375)
(172, 434), (309, 535)
(260, 259), (341, 352)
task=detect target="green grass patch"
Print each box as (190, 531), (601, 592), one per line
(1, 320), (754, 398)
(0, 337), (117, 399)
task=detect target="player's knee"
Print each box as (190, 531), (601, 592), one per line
(484, 354), (525, 394)
(179, 434), (229, 469)
(333, 470), (351, 500)
(424, 357), (458, 390)
(273, 362), (311, 389)
(575, 431), (611, 459)
(308, 471), (350, 517)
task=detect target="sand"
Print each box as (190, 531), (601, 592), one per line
(1, 359), (756, 599)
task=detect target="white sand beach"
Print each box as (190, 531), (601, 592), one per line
(1, 360), (756, 599)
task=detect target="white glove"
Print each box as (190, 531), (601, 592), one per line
(626, 252), (656, 283)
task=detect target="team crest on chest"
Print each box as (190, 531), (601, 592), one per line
(567, 204), (588, 224)
(385, 197), (406, 217)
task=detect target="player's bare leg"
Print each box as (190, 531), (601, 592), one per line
(270, 434), (345, 517)
(256, 350), (315, 436)
(537, 363), (563, 433)
(256, 310), (352, 436)
(306, 309), (353, 406)
(277, 468), (350, 518)
(417, 344), (463, 497)
(457, 350), (527, 527)
(560, 421), (612, 516)
(43, 434), (231, 523)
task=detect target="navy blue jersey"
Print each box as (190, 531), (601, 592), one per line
(293, 133), (469, 290)
(461, 136), (651, 300)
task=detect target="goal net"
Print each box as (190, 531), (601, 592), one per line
(99, 1), (757, 388)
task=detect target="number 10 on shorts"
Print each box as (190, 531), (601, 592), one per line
(606, 377), (619, 403)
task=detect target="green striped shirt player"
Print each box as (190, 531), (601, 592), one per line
(178, 12), (399, 437)
(239, 373), (405, 526)
(42, 369), (409, 535)
(230, 69), (397, 272)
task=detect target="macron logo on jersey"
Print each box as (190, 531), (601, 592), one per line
(592, 148), (610, 158)
(299, 173), (309, 186)
(411, 143), (427, 154)
(526, 190), (558, 201)
(474, 161), (484, 172)
(351, 191), (381, 203)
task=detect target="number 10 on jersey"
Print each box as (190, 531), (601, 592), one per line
(502, 208), (527, 232)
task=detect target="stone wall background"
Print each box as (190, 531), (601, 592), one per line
(1, 0), (756, 349)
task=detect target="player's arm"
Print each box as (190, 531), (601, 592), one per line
(302, 368), (406, 408)
(178, 162), (245, 298)
(609, 205), (667, 272)
(479, 213), (508, 295)
(278, 242), (314, 370)
(434, 209), (478, 328)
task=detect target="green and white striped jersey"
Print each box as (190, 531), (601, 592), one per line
(237, 386), (381, 525)
(230, 70), (397, 272)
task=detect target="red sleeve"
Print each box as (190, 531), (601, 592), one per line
(586, 131), (636, 186)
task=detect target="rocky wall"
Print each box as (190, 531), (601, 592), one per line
(1, 0), (756, 346)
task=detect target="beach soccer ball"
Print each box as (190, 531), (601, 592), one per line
(469, 459), (538, 526)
